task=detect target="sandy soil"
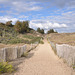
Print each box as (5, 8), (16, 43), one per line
(14, 40), (75, 75)
(48, 33), (75, 46)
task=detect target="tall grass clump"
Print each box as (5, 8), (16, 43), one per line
(0, 62), (14, 74)
(21, 52), (28, 57)
(39, 40), (44, 44)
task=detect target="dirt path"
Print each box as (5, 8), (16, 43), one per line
(14, 40), (74, 75)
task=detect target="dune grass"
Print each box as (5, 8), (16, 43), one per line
(0, 62), (14, 74)
(48, 33), (75, 46)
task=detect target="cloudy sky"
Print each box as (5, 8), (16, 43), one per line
(0, 0), (75, 33)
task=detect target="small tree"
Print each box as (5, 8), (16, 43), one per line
(22, 21), (29, 32)
(37, 28), (44, 34)
(37, 28), (41, 33)
(40, 29), (44, 34)
(47, 29), (57, 34)
(14, 20), (22, 33)
(14, 20), (29, 33)
(6, 21), (12, 27)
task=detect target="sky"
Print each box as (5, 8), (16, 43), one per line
(0, 0), (75, 33)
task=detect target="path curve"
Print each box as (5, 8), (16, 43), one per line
(14, 40), (74, 75)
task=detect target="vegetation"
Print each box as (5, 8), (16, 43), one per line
(21, 52), (28, 57)
(24, 34), (43, 44)
(39, 40), (44, 44)
(6, 21), (13, 27)
(0, 62), (14, 74)
(0, 34), (43, 44)
(73, 66), (75, 69)
(0, 20), (43, 45)
(48, 33), (75, 46)
(47, 29), (57, 34)
(24, 35), (35, 39)
(37, 28), (44, 34)
(14, 20), (29, 33)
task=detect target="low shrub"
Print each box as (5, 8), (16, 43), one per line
(0, 62), (14, 74)
(21, 52), (28, 57)
(40, 40), (44, 44)
(73, 66), (75, 69)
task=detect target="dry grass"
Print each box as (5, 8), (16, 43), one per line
(0, 33), (42, 49)
(48, 33), (75, 46)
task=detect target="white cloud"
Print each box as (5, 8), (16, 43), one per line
(0, 0), (75, 9)
(30, 20), (68, 32)
(0, 0), (75, 33)
(13, 2), (42, 12)
(0, 16), (18, 24)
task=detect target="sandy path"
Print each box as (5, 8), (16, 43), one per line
(14, 40), (74, 75)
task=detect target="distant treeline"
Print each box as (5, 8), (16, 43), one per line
(47, 29), (58, 34)
(0, 20), (34, 35)
(0, 20), (57, 35)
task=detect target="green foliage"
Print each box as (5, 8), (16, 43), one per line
(14, 21), (22, 33)
(47, 29), (57, 34)
(30, 37), (41, 44)
(0, 36), (25, 44)
(5, 21), (12, 27)
(0, 62), (14, 74)
(8, 38), (25, 44)
(24, 40), (30, 44)
(14, 20), (29, 33)
(30, 30), (34, 34)
(0, 31), (2, 37)
(0, 21), (43, 44)
(24, 35), (42, 44)
(21, 52), (28, 57)
(73, 66), (75, 69)
(41, 29), (44, 34)
(39, 40), (44, 44)
(24, 35), (35, 39)
(37, 28), (44, 34)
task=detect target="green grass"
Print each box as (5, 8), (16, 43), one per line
(24, 35), (35, 39)
(73, 66), (75, 69)
(0, 37), (25, 44)
(24, 35), (43, 44)
(0, 62), (14, 74)
(0, 31), (43, 44)
(8, 38), (25, 44)
(0, 35), (42, 44)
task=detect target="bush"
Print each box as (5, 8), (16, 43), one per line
(14, 20), (29, 33)
(21, 52), (28, 57)
(73, 66), (75, 69)
(40, 40), (44, 44)
(0, 62), (14, 74)
(37, 28), (44, 34)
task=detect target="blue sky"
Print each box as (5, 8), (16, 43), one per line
(0, 0), (75, 33)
